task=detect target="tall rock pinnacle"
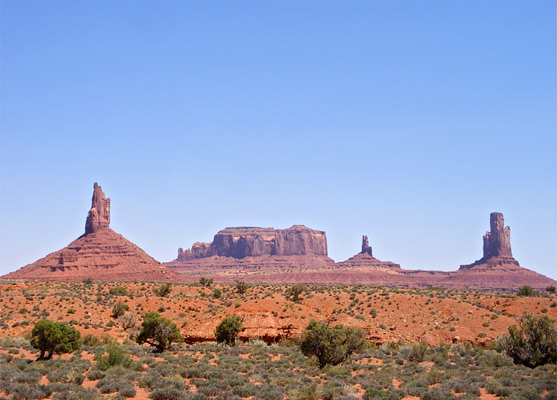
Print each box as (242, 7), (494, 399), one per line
(483, 212), (512, 258)
(85, 182), (110, 234)
(460, 211), (519, 270)
(361, 235), (372, 256)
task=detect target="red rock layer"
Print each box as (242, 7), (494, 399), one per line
(2, 228), (177, 281)
(2, 182), (178, 282)
(177, 225), (328, 260)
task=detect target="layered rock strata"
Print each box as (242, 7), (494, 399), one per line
(3, 183), (177, 281)
(177, 225), (328, 260)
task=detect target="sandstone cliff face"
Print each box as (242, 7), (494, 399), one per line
(3, 183), (177, 282)
(177, 225), (328, 261)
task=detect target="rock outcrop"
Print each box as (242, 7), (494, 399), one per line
(337, 235), (401, 269)
(361, 235), (373, 256)
(2, 183), (177, 281)
(85, 183), (111, 234)
(459, 212), (520, 270)
(177, 225), (328, 260)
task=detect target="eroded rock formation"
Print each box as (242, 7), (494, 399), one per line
(3, 183), (177, 281)
(338, 234), (400, 269)
(177, 225), (328, 261)
(460, 212), (520, 270)
(85, 183), (111, 234)
(361, 235), (372, 256)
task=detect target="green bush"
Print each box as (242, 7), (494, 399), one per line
(109, 287), (128, 296)
(95, 346), (141, 371)
(149, 387), (189, 400)
(214, 316), (243, 346)
(199, 278), (214, 287)
(154, 283), (172, 297)
(285, 285), (305, 303)
(30, 319), (81, 360)
(136, 312), (183, 352)
(518, 286), (535, 297)
(235, 280), (248, 294)
(300, 320), (367, 368)
(111, 301), (129, 318)
(499, 314), (557, 368)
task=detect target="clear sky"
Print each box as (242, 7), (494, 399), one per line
(1, 1), (556, 280)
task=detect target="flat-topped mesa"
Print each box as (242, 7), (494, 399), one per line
(460, 212), (520, 270)
(361, 235), (372, 256)
(84, 183), (110, 234)
(176, 225), (328, 261)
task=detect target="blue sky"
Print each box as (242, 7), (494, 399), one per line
(1, 1), (556, 280)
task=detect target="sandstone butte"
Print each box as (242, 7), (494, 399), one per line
(2, 183), (177, 282)
(2, 183), (556, 291)
(166, 213), (556, 291)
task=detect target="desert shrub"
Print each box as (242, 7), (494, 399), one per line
(499, 314), (557, 368)
(362, 387), (403, 400)
(86, 370), (105, 380)
(30, 319), (81, 360)
(485, 379), (513, 397)
(518, 286), (535, 297)
(109, 287), (128, 296)
(154, 283), (172, 297)
(285, 285), (305, 303)
(119, 313), (139, 331)
(300, 320), (367, 368)
(95, 375), (135, 395)
(111, 301), (129, 318)
(136, 312), (183, 352)
(254, 383), (284, 400)
(215, 316), (244, 346)
(51, 387), (102, 400)
(199, 278), (213, 287)
(407, 342), (428, 362)
(94, 346), (142, 371)
(235, 280), (248, 294)
(149, 387), (190, 400)
(421, 387), (458, 400)
(213, 289), (222, 299)
(546, 286), (556, 294)
(82, 334), (102, 347)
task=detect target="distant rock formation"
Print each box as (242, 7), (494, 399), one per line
(338, 235), (400, 269)
(361, 235), (372, 256)
(460, 212), (520, 270)
(85, 183), (111, 234)
(2, 183), (177, 281)
(177, 225), (328, 261)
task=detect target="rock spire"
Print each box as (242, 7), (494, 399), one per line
(85, 182), (110, 234)
(460, 212), (519, 270)
(483, 212), (512, 259)
(361, 235), (372, 256)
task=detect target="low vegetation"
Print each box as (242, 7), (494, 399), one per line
(136, 312), (183, 352)
(499, 313), (557, 367)
(215, 315), (243, 346)
(300, 319), (367, 368)
(0, 280), (555, 398)
(30, 319), (81, 360)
